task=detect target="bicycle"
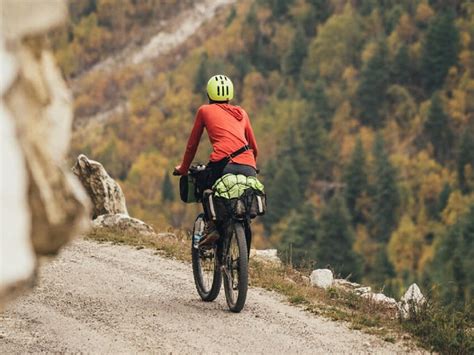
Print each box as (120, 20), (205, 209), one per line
(178, 164), (261, 313)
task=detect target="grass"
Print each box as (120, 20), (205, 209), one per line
(85, 227), (473, 353)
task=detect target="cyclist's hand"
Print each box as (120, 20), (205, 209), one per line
(173, 165), (182, 176)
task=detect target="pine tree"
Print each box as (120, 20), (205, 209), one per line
(161, 173), (174, 202)
(307, 0), (330, 23)
(391, 44), (411, 86)
(434, 203), (474, 306)
(421, 10), (459, 94)
(424, 92), (453, 162)
(370, 133), (400, 243)
(300, 110), (330, 181)
(282, 26), (307, 77)
(270, 0), (293, 18)
(279, 126), (311, 194)
(355, 41), (389, 127)
(316, 194), (362, 281)
(344, 137), (368, 225)
(280, 203), (319, 267)
(457, 127), (474, 194)
(308, 80), (333, 130)
(194, 53), (208, 93)
(370, 246), (397, 293)
(263, 156), (301, 233)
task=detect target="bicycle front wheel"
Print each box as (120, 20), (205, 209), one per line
(223, 222), (248, 313)
(191, 214), (221, 302)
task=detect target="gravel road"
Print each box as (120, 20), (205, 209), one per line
(0, 239), (416, 354)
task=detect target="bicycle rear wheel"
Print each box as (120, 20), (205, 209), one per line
(191, 214), (221, 301)
(223, 222), (248, 313)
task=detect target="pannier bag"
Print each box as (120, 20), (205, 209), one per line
(179, 175), (199, 203)
(207, 174), (267, 221)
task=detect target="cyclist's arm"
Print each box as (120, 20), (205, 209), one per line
(244, 113), (258, 160)
(178, 110), (205, 175)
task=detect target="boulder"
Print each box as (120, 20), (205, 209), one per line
(72, 154), (128, 218)
(398, 283), (426, 320)
(93, 214), (155, 236)
(333, 279), (361, 291)
(250, 249), (282, 266)
(310, 269), (334, 289)
(354, 286), (372, 295)
(361, 292), (398, 308)
(1, 0), (90, 308)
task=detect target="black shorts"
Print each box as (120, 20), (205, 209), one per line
(197, 162), (257, 193)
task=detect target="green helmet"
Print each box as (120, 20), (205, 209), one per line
(207, 74), (234, 101)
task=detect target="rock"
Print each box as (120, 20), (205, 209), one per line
(1, 1), (90, 308)
(354, 286), (372, 295)
(361, 292), (398, 308)
(398, 283), (426, 320)
(250, 249), (282, 266)
(333, 279), (361, 291)
(302, 276), (311, 286)
(310, 269), (334, 289)
(93, 214), (155, 236)
(72, 154), (128, 218)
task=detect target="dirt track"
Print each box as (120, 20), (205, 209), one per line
(0, 239), (415, 353)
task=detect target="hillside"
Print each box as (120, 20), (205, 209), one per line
(56, 0), (473, 310)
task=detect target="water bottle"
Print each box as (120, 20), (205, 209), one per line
(193, 218), (204, 249)
(193, 231), (202, 249)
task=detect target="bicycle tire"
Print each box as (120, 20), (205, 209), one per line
(223, 222), (248, 313)
(191, 214), (222, 302)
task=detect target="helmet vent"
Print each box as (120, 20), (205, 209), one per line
(226, 86), (229, 96)
(217, 86), (220, 96)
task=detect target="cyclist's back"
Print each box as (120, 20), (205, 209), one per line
(175, 75), (258, 189)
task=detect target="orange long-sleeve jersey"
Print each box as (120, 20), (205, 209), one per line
(177, 103), (258, 175)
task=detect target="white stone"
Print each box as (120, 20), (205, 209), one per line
(0, 73), (34, 292)
(250, 249), (282, 265)
(361, 292), (398, 307)
(93, 214), (155, 236)
(354, 286), (372, 295)
(310, 269), (334, 289)
(72, 154), (128, 218)
(1, 1), (90, 307)
(333, 279), (361, 290)
(398, 283), (426, 319)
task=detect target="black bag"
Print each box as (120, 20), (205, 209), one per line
(179, 175), (199, 203)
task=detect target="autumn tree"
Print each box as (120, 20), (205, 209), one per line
(421, 10), (459, 94)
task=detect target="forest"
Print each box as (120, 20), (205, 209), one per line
(54, 0), (473, 308)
